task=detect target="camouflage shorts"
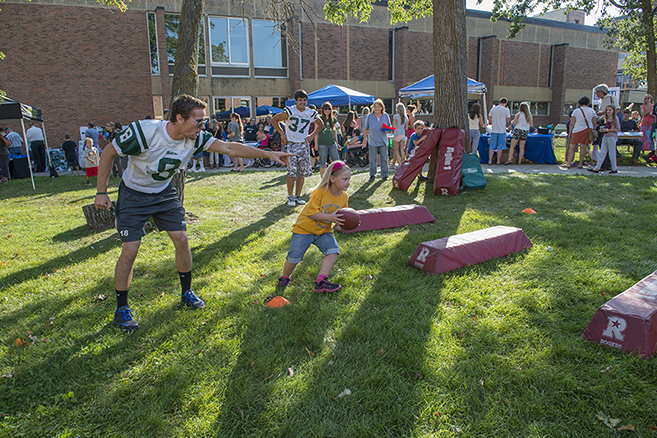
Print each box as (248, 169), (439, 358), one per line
(285, 142), (313, 178)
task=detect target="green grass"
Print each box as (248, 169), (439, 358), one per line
(1, 169), (657, 437)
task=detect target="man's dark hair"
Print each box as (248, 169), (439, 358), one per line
(623, 109), (631, 115)
(88, 122), (94, 128)
(170, 94), (207, 122)
(64, 134), (70, 139)
(294, 89), (308, 101)
(499, 98), (508, 105)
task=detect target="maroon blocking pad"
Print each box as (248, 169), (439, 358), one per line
(336, 204), (435, 234)
(583, 271), (657, 358)
(433, 128), (464, 196)
(408, 226), (533, 274)
(392, 128), (442, 191)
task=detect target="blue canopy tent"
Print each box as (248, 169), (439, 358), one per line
(399, 76), (489, 122)
(256, 105), (283, 116)
(217, 105), (283, 119)
(216, 106), (251, 119)
(285, 84), (375, 108)
(398, 76), (487, 97)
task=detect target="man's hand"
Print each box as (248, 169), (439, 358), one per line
(268, 150), (295, 166)
(94, 194), (112, 210)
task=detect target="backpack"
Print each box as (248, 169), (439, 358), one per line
(460, 153), (487, 191)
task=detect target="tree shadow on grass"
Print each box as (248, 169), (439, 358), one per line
(0, 233), (121, 291)
(209, 192), (469, 436)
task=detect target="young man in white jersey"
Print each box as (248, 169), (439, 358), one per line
(94, 94), (293, 331)
(271, 90), (322, 206)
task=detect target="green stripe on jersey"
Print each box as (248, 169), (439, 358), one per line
(133, 121), (149, 152)
(115, 124), (142, 156)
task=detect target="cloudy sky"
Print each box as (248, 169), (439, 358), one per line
(465, 0), (612, 26)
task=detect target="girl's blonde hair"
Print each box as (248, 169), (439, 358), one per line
(84, 137), (93, 147)
(362, 106), (370, 117)
(395, 102), (407, 125)
(518, 102), (532, 125)
(312, 160), (351, 192)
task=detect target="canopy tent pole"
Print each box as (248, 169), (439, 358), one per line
(482, 93), (488, 124)
(20, 118), (35, 190)
(42, 121), (55, 174)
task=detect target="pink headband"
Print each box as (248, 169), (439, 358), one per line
(332, 162), (343, 173)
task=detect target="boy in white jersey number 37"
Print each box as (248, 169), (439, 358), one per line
(94, 95), (293, 331)
(272, 89), (323, 207)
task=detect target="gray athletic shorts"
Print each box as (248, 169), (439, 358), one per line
(286, 142), (313, 178)
(115, 182), (186, 242)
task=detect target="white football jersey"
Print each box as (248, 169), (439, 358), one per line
(283, 105), (319, 143)
(112, 120), (216, 193)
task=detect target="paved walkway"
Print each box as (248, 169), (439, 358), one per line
(27, 162), (657, 179)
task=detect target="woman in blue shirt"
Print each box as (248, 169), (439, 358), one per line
(362, 99), (391, 181)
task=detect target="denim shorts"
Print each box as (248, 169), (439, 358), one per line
(286, 232), (340, 264)
(490, 132), (507, 151)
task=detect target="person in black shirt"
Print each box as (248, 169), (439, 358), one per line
(617, 109), (642, 164)
(243, 118), (258, 141)
(61, 134), (80, 175)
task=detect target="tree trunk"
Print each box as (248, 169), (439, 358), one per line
(171, 169), (186, 205)
(82, 202), (116, 230)
(168, 0), (203, 204)
(428, 0), (469, 181)
(641, 0), (657, 98)
(169, 0), (203, 106)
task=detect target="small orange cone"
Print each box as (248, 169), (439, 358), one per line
(522, 208), (536, 214)
(266, 296), (290, 308)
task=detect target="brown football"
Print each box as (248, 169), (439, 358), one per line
(337, 208), (361, 231)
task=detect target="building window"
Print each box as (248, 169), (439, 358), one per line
(255, 97), (288, 108)
(511, 101), (550, 116)
(147, 12), (159, 74)
(407, 98), (433, 115)
(252, 21), (286, 68)
(209, 17), (248, 65)
(214, 96), (252, 117)
(563, 103), (576, 116)
(164, 14), (206, 75)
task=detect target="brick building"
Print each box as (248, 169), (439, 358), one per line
(0, 0), (618, 144)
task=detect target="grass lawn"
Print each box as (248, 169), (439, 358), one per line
(1, 168), (657, 437)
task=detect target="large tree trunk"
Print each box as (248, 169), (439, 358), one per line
(641, 0), (657, 98)
(170, 0), (203, 105)
(428, 0), (469, 180)
(169, 0), (203, 204)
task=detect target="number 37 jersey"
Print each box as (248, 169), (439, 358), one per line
(284, 105), (319, 143)
(112, 120), (215, 193)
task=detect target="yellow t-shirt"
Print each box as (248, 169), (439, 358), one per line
(292, 187), (348, 235)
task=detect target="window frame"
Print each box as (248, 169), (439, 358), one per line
(208, 16), (250, 67)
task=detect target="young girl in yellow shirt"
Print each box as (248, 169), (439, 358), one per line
(277, 161), (351, 293)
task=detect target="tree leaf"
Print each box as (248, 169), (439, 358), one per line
(618, 424), (634, 431)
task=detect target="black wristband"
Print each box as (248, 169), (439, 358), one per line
(96, 192), (107, 196)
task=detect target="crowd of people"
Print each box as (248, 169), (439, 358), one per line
(560, 84), (657, 172)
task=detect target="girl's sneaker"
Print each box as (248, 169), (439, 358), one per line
(277, 277), (290, 290)
(314, 278), (341, 293)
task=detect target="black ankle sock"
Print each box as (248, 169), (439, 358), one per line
(116, 290), (129, 309)
(179, 270), (192, 294)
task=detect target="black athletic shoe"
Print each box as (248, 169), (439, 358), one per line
(114, 305), (139, 331)
(181, 290), (205, 309)
(369, 176), (375, 181)
(314, 278), (341, 293)
(277, 277), (290, 290)
(609, 170), (618, 174)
